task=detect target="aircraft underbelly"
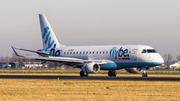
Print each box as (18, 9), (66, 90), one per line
(100, 62), (163, 70)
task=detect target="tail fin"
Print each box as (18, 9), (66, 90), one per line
(39, 14), (65, 50)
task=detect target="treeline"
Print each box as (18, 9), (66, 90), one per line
(163, 53), (180, 69)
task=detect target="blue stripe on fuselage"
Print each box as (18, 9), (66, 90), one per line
(100, 62), (163, 70)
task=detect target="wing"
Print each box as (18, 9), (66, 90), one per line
(27, 56), (84, 64)
(11, 46), (107, 66)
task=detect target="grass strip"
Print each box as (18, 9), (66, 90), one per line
(0, 79), (180, 101)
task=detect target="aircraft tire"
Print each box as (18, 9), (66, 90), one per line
(108, 70), (113, 77)
(112, 70), (117, 77)
(80, 71), (85, 77)
(85, 73), (88, 76)
(142, 72), (148, 77)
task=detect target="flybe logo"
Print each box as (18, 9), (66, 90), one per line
(110, 47), (130, 60)
(49, 44), (60, 56)
(43, 26), (55, 48)
(43, 26), (60, 56)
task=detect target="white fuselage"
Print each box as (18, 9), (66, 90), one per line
(46, 44), (164, 70)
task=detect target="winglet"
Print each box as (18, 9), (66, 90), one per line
(11, 46), (24, 57)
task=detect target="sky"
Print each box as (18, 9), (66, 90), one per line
(0, 0), (180, 59)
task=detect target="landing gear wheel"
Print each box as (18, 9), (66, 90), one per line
(108, 70), (113, 77)
(142, 71), (148, 77)
(85, 73), (88, 76)
(108, 70), (117, 77)
(80, 71), (85, 77)
(112, 70), (117, 77)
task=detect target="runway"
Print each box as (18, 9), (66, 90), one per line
(0, 75), (180, 81)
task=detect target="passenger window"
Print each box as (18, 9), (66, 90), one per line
(70, 52), (72, 54)
(96, 51), (98, 54)
(86, 52), (88, 54)
(93, 51), (94, 54)
(64, 52), (66, 54)
(89, 52), (91, 54)
(80, 52), (81, 54)
(106, 51), (108, 54)
(99, 51), (101, 54)
(73, 52), (75, 54)
(76, 52), (78, 54)
(103, 51), (105, 54)
(67, 52), (69, 54)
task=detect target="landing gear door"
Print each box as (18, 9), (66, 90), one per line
(133, 49), (138, 60)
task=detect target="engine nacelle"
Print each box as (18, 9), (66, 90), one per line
(125, 67), (142, 74)
(82, 62), (100, 73)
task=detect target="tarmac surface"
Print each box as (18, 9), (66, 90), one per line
(0, 75), (180, 81)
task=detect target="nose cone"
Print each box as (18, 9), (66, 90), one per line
(154, 54), (164, 66)
(159, 55), (164, 63)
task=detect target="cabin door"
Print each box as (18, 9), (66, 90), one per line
(133, 49), (138, 60)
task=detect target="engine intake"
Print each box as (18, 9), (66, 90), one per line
(82, 62), (100, 73)
(125, 67), (142, 74)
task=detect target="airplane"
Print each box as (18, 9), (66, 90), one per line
(12, 14), (164, 77)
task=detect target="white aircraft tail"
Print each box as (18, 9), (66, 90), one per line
(39, 14), (65, 49)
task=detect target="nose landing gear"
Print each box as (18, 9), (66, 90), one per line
(142, 70), (148, 77)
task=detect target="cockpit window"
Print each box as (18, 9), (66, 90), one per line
(147, 49), (158, 53)
(142, 49), (158, 53)
(142, 49), (147, 53)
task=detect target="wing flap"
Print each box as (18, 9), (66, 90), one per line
(33, 56), (84, 63)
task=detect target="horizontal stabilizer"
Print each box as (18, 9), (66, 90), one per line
(14, 47), (49, 57)
(11, 46), (24, 57)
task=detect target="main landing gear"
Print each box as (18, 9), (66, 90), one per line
(80, 70), (88, 77)
(108, 70), (117, 77)
(142, 70), (148, 77)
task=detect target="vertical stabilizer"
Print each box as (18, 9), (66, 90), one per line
(39, 14), (65, 50)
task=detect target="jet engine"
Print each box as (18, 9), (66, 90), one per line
(125, 67), (142, 74)
(82, 62), (100, 73)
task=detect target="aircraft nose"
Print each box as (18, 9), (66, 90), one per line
(159, 56), (164, 63)
(150, 54), (164, 66)
(156, 54), (164, 65)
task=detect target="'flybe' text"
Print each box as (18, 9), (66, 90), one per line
(110, 47), (130, 60)
(43, 26), (55, 48)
